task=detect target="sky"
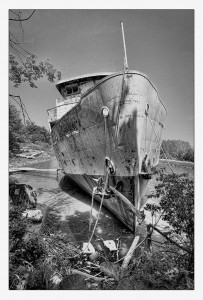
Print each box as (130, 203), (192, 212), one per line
(9, 9), (194, 145)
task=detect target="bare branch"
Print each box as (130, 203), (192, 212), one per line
(9, 32), (20, 43)
(10, 38), (33, 56)
(9, 94), (32, 122)
(10, 10), (20, 17)
(9, 9), (36, 22)
(10, 44), (27, 63)
(19, 20), (25, 42)
(153, 226), (192, 254)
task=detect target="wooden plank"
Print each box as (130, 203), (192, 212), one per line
(109, 186), (141, 218)
(121, 235), (140, 270)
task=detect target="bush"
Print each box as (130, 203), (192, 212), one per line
(160, 140), (194, 162)
(132, 248), (194, 289)
(145, 172), (194, 277)
(9, 103), (51, 155)
(25, 122), (51, 144)
(9, 104), (24, 154)
(9, 203), (45, 289)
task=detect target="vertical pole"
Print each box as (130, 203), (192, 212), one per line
(134, 175), (139, 233)
(120, 21), (129, 72)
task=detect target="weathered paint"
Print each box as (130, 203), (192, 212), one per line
(48, 70), (167, 231)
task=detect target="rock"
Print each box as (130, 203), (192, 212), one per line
(22, 209), (43, 222)
(9, 182), (37, 208)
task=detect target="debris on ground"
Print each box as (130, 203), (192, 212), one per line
(103, 240), (117, 251)
(82, 243), (95, 254)
(22, 209), (43, 222)
(16, 150), (44, 159)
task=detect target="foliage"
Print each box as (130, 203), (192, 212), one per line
(9, 205), (27, 253)
(9, 167), (194, 290)
(9, 103), (24, 153)
(146, 173), (194, 242)
(25, 121), (51, 144)
(183, 147), (194, 162)
(100, 262), (120, 281)
(9, 104), (51, 155)
(160, 139), (194, 162)
(9, 54), (61, 88)
(58, 274), (86, 290)
(145, 172), (194, 273)
(132, 248), (194, 290)
(9, 11), (61, 152)
(9, 196), (46, 289)
(9, 219), (80, 290)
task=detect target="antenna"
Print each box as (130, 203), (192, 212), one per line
(120, 21), (129, 72)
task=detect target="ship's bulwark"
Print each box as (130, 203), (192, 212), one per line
(51, 71), (166, 231)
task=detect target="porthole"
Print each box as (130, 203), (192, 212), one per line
(145, 103), (149, 114)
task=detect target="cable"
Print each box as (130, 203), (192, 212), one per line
(9, 94), (32, 123)
(147, 114), (175, 174)
(89, 187), (97, 232)
(84, 169), (110, 253)
(9, 9), (36, 22)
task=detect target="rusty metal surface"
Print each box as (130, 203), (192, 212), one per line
(67, 173), (148, 231)
(47, 95), (81, 123)
(51, 71), (166, 176)
(49, 70), (167, 231)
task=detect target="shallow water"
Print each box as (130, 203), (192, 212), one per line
(12, 158), (194, 254)
(12, 170), (137, 255)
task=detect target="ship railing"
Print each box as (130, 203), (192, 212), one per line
(47, 103), (74, 123)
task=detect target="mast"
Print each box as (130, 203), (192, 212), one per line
(120, 21), (129, 72)
(121, 22), (138, 232)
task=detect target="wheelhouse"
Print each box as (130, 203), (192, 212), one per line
(47, 72), (112, 129)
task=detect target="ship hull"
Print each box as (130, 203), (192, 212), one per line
(65, 173), (149, 231)
(51, 71), (166, 231)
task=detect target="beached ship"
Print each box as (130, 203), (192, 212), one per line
(47, 23), (167, 232)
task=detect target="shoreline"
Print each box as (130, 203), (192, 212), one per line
(9, 155), (194, 172)
(9, 152), (55, 169)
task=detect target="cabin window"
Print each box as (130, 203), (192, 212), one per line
(60, 83), (80, 97)
(66, 86), (72, 95)
(72, 83), (79, 93)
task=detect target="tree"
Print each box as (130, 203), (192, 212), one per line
(9, 9), (61, 122)
(25, 122), (51, 144)
(9, 54), (61, 89)
(9, 103), (24, 153)
(9, 10), (61, 150)
(183, 148), (194, 162)
(9, 10), (61, 89)
(145, 172), (194, 272)
(161, 140), (194, 162)
(9, 104), (51, 155)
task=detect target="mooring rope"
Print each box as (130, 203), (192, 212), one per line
(85, 169), (110, 253)
(89, 187), (97, 232)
